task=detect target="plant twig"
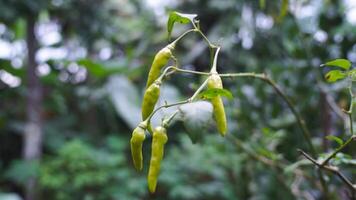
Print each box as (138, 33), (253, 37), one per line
(320, 135), (356, 166)
(229, 135), (315, 198)
(167, 68), (317, 155)
(165, 67), (329, 194)
(210, 46), (220, 73)
(298, 149), (356, 193)
(191, 22), (218, 49)
(255, 74), (317, 156)
(146, 77), (209, 124)
(347, 80), (354, 136)
(171, 29), (196, 46)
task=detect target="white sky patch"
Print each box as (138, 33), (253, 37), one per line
(295, 4), (318, 19)
(347, 44), (356, 62)
(348, 51), (356, 62)
(0, 40), (13, 58)
(145, 0), (178, 24)
(36, 63), (51, 76)
(74, 67), (87, 83)
(344, 0), (356, 25)
(36, 47), (67, 63)
(67, 62), (79, 74)
(238, 6), (254, 49)
(12, 40), (26, 57)
(11, 58), (23, 69)
(37, 22), (62, 46)
(333, 34), (343, 43)
(290, 0), (323, 33)
(99, 47), (112, 60)
(256, 13), (274, 30)
(0, 24), (6, 35)
(0, 39), (26, 60)
(65, 41), (87, 60)
(313, 30), (328, 43)
(0, 70), (21, 88)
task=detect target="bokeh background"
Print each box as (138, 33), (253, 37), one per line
(0, 0), (355, 199)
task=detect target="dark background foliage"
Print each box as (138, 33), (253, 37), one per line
(0, 0), (355, 199)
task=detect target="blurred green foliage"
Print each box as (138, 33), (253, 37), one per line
(0, 0), (355, 199)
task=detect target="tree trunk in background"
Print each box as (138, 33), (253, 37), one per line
(320, 91), (331, 151)
(23, 15), (42, 200)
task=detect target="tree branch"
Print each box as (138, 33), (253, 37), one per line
(298, 149), (356, 193)
(320, 135), (356, 166)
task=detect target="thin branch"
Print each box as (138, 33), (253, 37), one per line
(171, 29), (196, 47)
(169, 68), (317, 156)
(162, 110), (179, 128)
(223, 72), (316, 156)
(320, 135), (356, 166)
(192, 24), (218, 49)
(229, 135), (279, 168)
(190, 78), (209, 100)
(229, 135), (315, 198)
(166, 67), (329, 194)
(146, 77), (209, 124)
(171, 67), (210, 76)
(210, 47), (220, 73)
(298, 149), (356, 192)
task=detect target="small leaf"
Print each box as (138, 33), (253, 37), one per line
(325, 135), (344, 146)
(199, 88), (233, 100)
(321, 59), (352, 70)
(324, 70), (346, 82)
(167, 11), (197, 40)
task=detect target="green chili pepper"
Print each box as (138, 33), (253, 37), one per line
(146, 44), (173, 88)
(208, 73), (227, 136)
(142, 80), (161, 121)
(130, 122), (147, 171)
(147, 126), (168, 193)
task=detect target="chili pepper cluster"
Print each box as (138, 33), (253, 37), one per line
(130, 42), (228, 193)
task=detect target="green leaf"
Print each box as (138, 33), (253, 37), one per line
(324, 70), (346, 82)
(0, 59), (24, 77)
(259, 0), (266, 9)
(5, 160), (39, 184)
(77, 59), (123, 78)
(167, 11), (197, 40)
(199, 88), (233, 100)
(325, 135), (344, 146)
(277, 0), (289, 22)
(321, 59), (352, 70)
(106, 76), (142, 129)
(13, 19), (26, 39)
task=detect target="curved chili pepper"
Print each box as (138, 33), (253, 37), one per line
(147, 126), (168, 193)
(208, 73), (227, 136)
(142, 80), (161, 121)
(146, 44), (173, 88)
(130, 122), (147, 171)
